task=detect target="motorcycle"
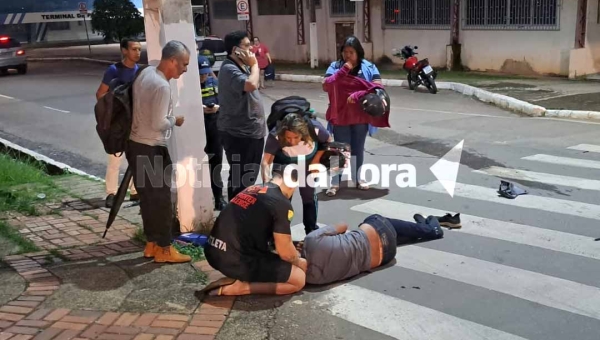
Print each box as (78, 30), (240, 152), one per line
(392, 45), (438, 94)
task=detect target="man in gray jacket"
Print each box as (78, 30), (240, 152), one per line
(300, 213), (445, 285)
(126, 40), (190, 264)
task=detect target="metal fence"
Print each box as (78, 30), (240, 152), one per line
(463, 0), (560, 30)
(384, 0), (452, 29)
(331, 0), (356, 16)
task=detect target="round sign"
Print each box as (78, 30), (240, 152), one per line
(237, 0), (248, 12)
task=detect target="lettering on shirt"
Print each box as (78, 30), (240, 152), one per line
(230, 193), (257, 209)
(208, 236), (227, 252)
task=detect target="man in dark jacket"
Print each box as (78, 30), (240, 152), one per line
(199, 56), (227, 211)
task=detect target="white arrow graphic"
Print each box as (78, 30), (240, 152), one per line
(429, 140), (464, 197)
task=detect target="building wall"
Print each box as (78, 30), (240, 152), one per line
(44, 21), (102, 42)
(569, 0), (600, 78)
(209, 0), (588, 76)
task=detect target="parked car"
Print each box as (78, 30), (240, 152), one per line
(196, 35), (226, 75)
(0, 36), (26, 75)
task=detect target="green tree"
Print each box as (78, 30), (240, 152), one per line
(91, 0), (144, 43)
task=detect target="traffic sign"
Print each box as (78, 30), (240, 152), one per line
(236, 0), (249, 21)
(78, 2), (88, 14)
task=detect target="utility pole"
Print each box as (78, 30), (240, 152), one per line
(309, 0), (318, 68)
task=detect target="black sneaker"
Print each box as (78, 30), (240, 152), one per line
(436, 213), (461, 229)
(215, 198), (227, 211)
(105, 194), (115, 208)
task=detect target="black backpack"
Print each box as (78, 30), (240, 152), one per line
(267, 96), (318, 141)
(94, 65), (147, 156)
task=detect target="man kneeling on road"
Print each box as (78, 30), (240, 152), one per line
(196, 165), (307, 298)
(299, 213), (445, 285)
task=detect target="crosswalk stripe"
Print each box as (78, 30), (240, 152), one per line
(350, 199), (600, 261)
(521, 154), (600, 170)
(567, 144), (600, 153)
(473, 166), (600, 191)
(417, 181), (600, 221)
(319, 284), (528, 340)
(394, 246), (600, 320)
(291, 223), (327, 241)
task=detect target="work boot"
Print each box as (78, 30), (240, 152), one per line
(154, 245), (192, 263)
(215, 197), (227, 211)
(143, 242), (157, 258)
(105, 194), (115, 208)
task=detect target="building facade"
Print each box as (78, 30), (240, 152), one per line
(207, 0), (600, 77)
(0, 0), (144, 44)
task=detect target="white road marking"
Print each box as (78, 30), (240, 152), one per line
(319, 284), (528, 340)
(567, 144), (600, 154)
(522, 154), (600, 170)
(474, 166), (600, 191)
(417, 181), (600, 221)
(351, 199), (600, 260)
(394, 246), (600, 320)
(43, 106), (70, 114)
(0, 93), (15, 100)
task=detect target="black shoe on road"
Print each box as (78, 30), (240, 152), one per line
(436, 213), (461, 229)
(105, 194), (115, 208)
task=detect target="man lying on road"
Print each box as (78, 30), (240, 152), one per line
(196, 166), (307, 298)
(298, 213), (446, 285)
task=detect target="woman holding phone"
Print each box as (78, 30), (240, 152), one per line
(322, 36), (383, 197)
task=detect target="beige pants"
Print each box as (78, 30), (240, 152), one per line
(105, 153), (137, 196)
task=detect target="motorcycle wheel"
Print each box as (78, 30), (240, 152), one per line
(426, 74), (438, 94)
(407, 74), (415, 90)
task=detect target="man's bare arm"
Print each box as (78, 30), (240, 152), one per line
(273, 232), (307, 272)
(96, 83), (109, 101)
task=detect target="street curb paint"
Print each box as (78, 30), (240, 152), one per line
(0, 136), (104, 182)
(274, 73), (598, 121)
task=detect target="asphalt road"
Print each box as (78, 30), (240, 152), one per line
(1, 61), (600, 340)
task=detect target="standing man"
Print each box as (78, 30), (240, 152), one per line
(252, 37), (272, 89)
(199, 56), (227, 211)
(96, 38), (142, 208)
(218, 30), (266, 201)
(126, 40), (190, 263)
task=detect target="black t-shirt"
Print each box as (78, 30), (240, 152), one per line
(206, 182), (294, 265)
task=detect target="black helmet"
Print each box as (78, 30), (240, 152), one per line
(361, 88), (391, 117)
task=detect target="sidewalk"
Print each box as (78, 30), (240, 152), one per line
(0, 159), (232, 340)
(26, 44), (600, 115)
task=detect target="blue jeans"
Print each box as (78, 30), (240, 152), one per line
(363, 214), (443, 244)
(331, 124), (369, 186)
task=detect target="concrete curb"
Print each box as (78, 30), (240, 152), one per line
(276, 74), (549, 118)
(0, 136), (104, 182)
(545, 110), (600, 121)
(27, 57), (114, 65)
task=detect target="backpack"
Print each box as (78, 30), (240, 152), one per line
(267, 96), (318, 141)
(94, 65), (148, 156)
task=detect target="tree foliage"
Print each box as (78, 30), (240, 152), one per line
(91, 0), (144, 43)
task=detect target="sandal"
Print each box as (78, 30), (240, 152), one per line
(326, 187), (339, 197)
(357, 182), (369, 190)
(194, 277), (236, 300)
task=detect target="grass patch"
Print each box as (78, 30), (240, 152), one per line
(132, 227), (147, 244)
(0, 220), (40, 254)
(0, 153), (64, 215)
(173, 242), (205, 262)
(48, 249), (70, 262)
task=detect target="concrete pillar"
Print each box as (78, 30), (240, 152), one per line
(142, 0), (214, 233)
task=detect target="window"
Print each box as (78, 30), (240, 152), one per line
(212, 0), (237, 19)
(47, 22), (70, 31)
(331, 0), (355, 16)
(384, 0), (451, 28)
(463, 0), (560, 30)
(258, 0), (296, 15)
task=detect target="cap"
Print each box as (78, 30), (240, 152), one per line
(198, 56), (211, 75)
